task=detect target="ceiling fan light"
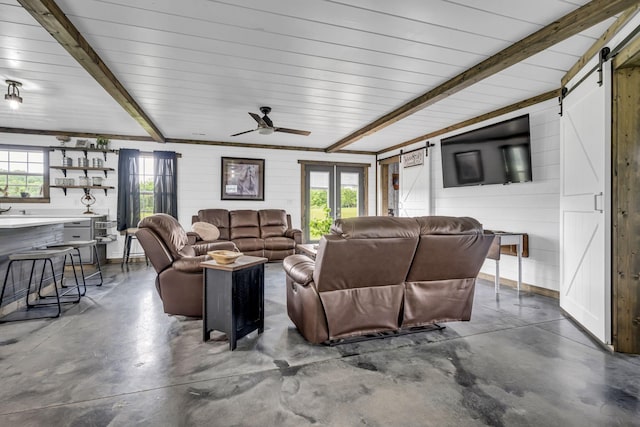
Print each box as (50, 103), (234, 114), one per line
(5, 94), (22, 110)
(258, 127), (274, 135)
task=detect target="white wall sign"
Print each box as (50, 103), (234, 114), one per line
(402, 150), (424, 168)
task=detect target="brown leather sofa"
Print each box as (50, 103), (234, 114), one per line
(191, 209), (301, 261)
(283, 216), (494, 344)
(136, 213), (237, 317)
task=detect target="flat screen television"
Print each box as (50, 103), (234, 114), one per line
(440, 114), (532, 188)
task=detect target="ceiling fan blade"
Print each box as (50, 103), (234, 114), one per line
(274, 127), (311, 136)
(249, 112), (268, 127)
(230, 129), (257, 137)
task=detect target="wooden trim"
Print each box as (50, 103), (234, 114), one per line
(18, 0), (165, 142)
(113, 150), (182, 158)
(0, 127), (375, 155)
(562, 5), (640, 85)
(613, 32), (640, 68)
(477, 273), (559, 299)
(363, 166), (369, 216)
(0, 127), (154, 142)
(300, 163), (307, 243)
(612, 66), (640, 353)
(325, 0), (636, 153)
(297, 160), (371, 168)
(166, 138), (374, 155)
(378, 155), (400, 165)
(380, 163), (389, 216)
(377, 89), (561, 155)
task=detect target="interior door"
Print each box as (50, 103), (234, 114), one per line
(398, 149), (431, 217)
(560, 66), (611, 344)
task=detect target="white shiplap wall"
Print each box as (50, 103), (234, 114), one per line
(433, 99), (561, 291)
(381, 99), (561, 291)
(0, 134), (375, 260)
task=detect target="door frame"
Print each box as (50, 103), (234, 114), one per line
(611, 39), (640, 353)
(299, 160), (369, 243)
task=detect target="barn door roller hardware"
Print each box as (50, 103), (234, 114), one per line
(597, 47), (611, 86)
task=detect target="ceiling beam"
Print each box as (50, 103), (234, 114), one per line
(613, 32), (640, 68)
(377, 89), (562, 155)
(326, 0), (639, 153)
(562, 4), (640, 86)
(17, 0), (166, 143)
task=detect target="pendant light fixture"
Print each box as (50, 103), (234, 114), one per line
(5, 80), (23, 110)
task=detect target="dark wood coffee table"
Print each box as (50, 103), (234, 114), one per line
(201, 255), (268, 350)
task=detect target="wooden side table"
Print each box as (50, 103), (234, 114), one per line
(201, 256), (268, 350)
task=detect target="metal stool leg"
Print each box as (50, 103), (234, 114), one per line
(91, 244), (104, 286)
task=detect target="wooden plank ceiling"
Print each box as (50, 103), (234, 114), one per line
(0, 0), (636, 153)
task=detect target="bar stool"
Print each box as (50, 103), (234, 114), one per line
(47, 240), (103, 296)
(0, 247), (81, 322)
(121, 228), (148, 266)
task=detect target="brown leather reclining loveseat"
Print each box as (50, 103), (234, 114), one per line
(191, 209), (301, 261)
(283, 216), (494, 344)
(136, 213), (237, 317)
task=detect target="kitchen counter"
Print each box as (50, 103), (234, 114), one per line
(0, 217), (85, 229)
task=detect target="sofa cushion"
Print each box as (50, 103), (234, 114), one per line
(232, 237), (264, 253)
(264, 236), (295, 250)
(196, 209), (230, 240)
(331, 216), (420, 239)
(191, 222), (220, 241)
(414, 216), (482, 235)
(259, 209), (288, 238)
(230, 210), (261, 239)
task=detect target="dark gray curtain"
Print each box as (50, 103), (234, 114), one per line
(117, 149), (140, 231)
(153, 151), (178, 218)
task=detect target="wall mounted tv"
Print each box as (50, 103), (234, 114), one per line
(440, 114), (532, 188)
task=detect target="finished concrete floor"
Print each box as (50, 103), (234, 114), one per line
(0, 262), (639, 426)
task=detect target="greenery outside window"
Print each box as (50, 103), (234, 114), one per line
(0, 144), (50, 202)
(139, 155), (154, 219)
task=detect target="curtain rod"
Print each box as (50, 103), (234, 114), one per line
(113, 149), (182, 158)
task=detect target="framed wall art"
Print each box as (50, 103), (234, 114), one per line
(221, 157), (265, 201)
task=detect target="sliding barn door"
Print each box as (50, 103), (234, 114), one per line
(559, 66), (611, 344)
(398, 149), (431, 217)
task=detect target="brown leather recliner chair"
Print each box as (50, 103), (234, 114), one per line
(283, 216), (493, 344)
(136, 213), (237, 317)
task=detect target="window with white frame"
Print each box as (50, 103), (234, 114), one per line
(0, 145), (49, 202)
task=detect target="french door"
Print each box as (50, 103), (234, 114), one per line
(303, 164), (366, 242)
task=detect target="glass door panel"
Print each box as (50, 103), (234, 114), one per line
(304, 164), (366, 242)
(305, 166), (334, 242)
(336, 168), (364, 219)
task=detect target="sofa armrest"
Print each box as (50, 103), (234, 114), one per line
(193, 240), (237, 255)
(283, 254), (315, 286)
(187, 231), (201, 245)
(285, 228), (302, 244)
(173, 255), (209, 273)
